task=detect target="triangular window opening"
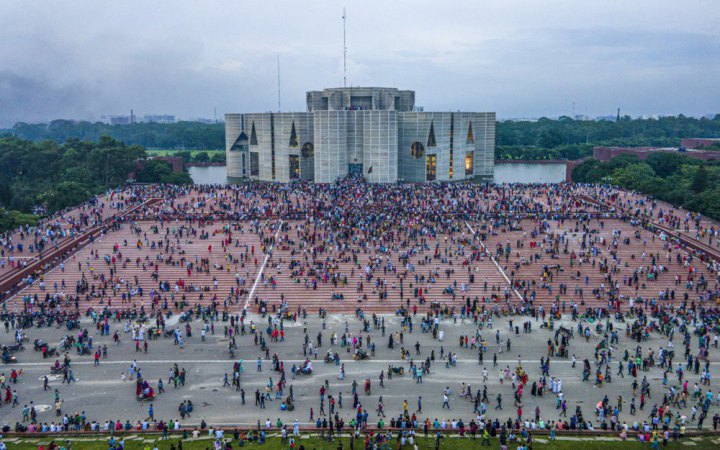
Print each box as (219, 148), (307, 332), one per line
(231, 132), (249, 151)
(250, 122), (258, 146)
(466, 122), (474, 145)
(289, 121), (299, 147)
(427, 121), (437, 147)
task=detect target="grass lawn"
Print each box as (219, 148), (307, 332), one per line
(4, 434), (720, 450)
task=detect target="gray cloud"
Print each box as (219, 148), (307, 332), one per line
(0, 0), (718, 127)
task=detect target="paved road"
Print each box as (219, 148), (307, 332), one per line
(0, 312), (713, 429)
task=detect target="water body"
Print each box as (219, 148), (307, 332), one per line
(188, 165), (228, 185)
(189, 163), (568, 185)
(493, 162), (567, 184)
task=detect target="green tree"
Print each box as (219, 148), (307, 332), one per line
(538, 128), (563, 148)
(39, 181), (90, 211)
(612, 163), (657, 191)
(193, 151), (210, 163)
(645, 152), (699, 178)
(0, 209), (37, 231)
(136, 160), (172, 183)
(173, 151), (193, 163)
(0, 136), (191, 230)
(691, 165), (709, 193)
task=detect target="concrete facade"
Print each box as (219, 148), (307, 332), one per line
(397, 112), (494, 182)
(226, 87), (495, 183)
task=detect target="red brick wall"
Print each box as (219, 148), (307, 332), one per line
(593, 146), (720, 163)
(681, 138), (720, 149)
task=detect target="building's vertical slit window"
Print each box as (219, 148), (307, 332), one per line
(467, 121), (474, 145)
(449, 114), (454, 179)
(426, 154), (436, 181)
(465, 151), (474, 176)
(270, 114), (276, 180)
(250, 152), (259, 176)
(289, 155), (299, 179)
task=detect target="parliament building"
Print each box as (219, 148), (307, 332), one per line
(225, 87), (494, 183)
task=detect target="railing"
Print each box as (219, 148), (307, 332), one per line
(0, 198), (163, 299)
(575, 193), (720, 264)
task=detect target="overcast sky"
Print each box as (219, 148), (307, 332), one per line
(0, 1), (718, 127)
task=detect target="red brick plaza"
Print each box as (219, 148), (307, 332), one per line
(2, 181), (718, 316)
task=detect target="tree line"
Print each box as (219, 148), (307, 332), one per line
(0, 136), (192, 232)
(5, 120), (224, 150)
(572, 152), (720, 221)
(496, 114), (720, 160)
(5, 114), (719, 159)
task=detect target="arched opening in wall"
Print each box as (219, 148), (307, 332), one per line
(230, 132), (249, 151)
(289, 155), (300, 179)
(410, 142), (425, 159)
(301, 142), (314, 158)
(465, 151), (474, 176)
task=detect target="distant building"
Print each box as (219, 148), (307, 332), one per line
(109, 115), (132, 125)
(594, 146), (720, 162)
(225, 87), (495, 183)
(681, 138), (720, 150)
(143, 114), (176, 124)
(131, 156), (185, 180)
(594, 115), (616, 122)
(502, 117), (540, 123)
(193, 118), (219, 124)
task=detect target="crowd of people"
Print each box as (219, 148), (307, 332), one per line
(0, 177), (717, 448)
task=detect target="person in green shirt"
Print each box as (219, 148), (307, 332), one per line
(650, 431), (660, 450)
(481, 429), (491, 446)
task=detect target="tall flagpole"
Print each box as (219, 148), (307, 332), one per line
(343, 8), (347, 88)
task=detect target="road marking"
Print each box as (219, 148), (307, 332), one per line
(465, 221), (523, 301)
(11, 358), (720, 367)
(244, 219), (283, 311)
